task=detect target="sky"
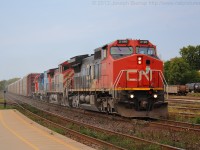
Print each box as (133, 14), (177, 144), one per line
(0, 0), (200, 80)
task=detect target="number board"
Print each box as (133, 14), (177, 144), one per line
(139, 40), (149, 44)
(118, 40), (128, 44)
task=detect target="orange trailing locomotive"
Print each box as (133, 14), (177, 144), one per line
(8, 39), (168, 118)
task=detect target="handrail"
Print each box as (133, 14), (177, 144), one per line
(113, 70), (125, 88)
(112, 70), (126, 98)
(158, 71), (168, 99)
(152, 69), (168, 99)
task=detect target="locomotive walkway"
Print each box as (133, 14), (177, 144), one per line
(0, 109), (94, 150)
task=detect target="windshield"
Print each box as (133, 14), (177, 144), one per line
(136, 47), (155, 55)
(110, 47), (133, 59)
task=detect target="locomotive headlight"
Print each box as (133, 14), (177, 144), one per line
(130, 94), (134, 99)
(153, 94), (158, 98)
(137, 57), (142, 65)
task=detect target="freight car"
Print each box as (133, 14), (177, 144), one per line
(8, 39), (168, 118)
(8, 73), (39, 97)
(194, 83), (200, 93)
(186, 83), (200, 93)
(166, 85), (189, 96)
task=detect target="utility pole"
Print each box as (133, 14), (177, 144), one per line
(3, 81), (7, 109)
(4, 90), (6, 108)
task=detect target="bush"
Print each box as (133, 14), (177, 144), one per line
(195, 117), (200, 124)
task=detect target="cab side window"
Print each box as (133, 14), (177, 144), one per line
(102, 49), (107, 59)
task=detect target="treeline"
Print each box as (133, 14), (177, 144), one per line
(0, 78), (20, 91)
(164, 45), (200, 84)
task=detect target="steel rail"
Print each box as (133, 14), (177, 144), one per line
(150, 122), (200, 133)
(158, 119), (200, 130)
(169, 106), (200, 111)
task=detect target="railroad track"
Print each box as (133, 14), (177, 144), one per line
(167, 99), (200, 104)
(169, 112), (197, 118)
(167, 100), (200, 120)
(169, 106), (200, 111)
(6, 93), (181, 150)
(168, 103), (200, 108)
(168, 96), (200, 100)
(158, 119), (200, 130)
(150, 119), (200, 133)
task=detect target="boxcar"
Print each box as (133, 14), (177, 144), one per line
(166, 85), (189, 95)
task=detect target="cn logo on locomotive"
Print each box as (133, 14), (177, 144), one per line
(126, 69), (152, 82)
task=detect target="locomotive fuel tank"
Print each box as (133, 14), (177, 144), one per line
(79, 95), (90, 103)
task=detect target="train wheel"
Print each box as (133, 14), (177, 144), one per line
(100, 103), (104, 112)
(107, 104), (112, 113)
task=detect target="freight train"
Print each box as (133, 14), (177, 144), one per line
(166, 85), (189, 96)
(8, 39), (168, 118)
(165, 83), (200, 96)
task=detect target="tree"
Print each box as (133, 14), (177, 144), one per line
(180, 45), (200, 70)
(168, 57), (192, 84)
(0, 78), (20, 91)
(164, 57), (200, 84)
(6, 78), (20, 85)
(164, 60), (171, 83)
(164, 44), (200, 84)
(0, 80), (6, 91)
(187, 70), (200, 82)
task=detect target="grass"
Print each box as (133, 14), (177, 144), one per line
(195, 117), (200, 124)
(168, 107), (200, 116)
(168, 113), (200, 125)
(135, 127), (200, 150)
(0, 98), (14, 110)
(0, 105), (14, 110)
(187, 93), (200, 97)
(0, 99), (4, 103)
(169, 103), (200, 109)
(75, 126), (160, 150)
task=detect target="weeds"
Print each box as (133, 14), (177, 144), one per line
(195, 117), (200, 124)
